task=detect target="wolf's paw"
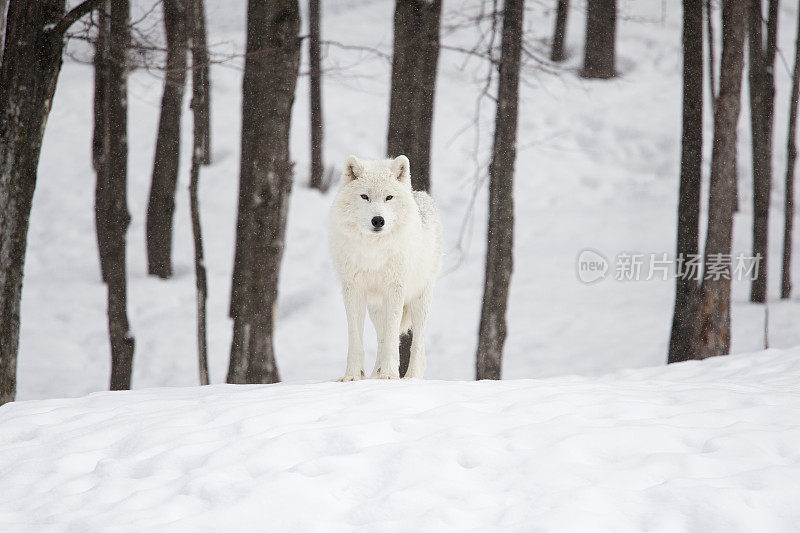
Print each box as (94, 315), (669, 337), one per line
(402, 370), (424, 380)
(338, 370), (365, 382)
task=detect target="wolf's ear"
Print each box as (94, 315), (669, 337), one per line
(343, 155), (363, 183)
(392, 155), (410, 185)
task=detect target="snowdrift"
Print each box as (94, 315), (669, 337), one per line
(1, 348), (799, 532)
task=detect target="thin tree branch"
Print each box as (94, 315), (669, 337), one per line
(50, 0), (104, 40)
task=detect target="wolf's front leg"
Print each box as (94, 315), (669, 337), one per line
(372, 285), (404, 379)
(339, 284), (366, 381)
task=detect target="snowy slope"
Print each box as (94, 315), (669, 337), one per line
(19, 0), (800, 399)
(1, 349), (799, 532)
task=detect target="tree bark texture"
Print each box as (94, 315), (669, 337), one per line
(146, 0), (188, 279)
(706, 0), (717, 108)
(227, 0), (300, 384)
(747, 0), (779, 303)
(190, 0), (210, 164)
(694, 0), (746, 360)
(93, 0), (135, 390)
(781, 5), (800, 299)
(551, 0), (569, 62)
(386, 0), (441, 193)
(476, 0), (523, 380)
(668, 0), (703, 365)
(0, 0), (66, 405)
(189, 0), (210, 385)
(308, 0), (323, 190)
(582, 0), (616, 78)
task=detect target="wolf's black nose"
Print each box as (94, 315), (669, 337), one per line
(371, 216), (385, 228)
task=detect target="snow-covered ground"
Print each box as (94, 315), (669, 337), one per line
(2, 348), (799, 531)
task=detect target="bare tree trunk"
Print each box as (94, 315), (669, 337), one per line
(0, 0), (101, 405)
(308, 0), (323, 190)
(668, 0), (703, 364)
(387, 0), (442, 375)
(476, 0), (523, 380)
(747, 0), (779, 303)
(781, 5), (800, 299)
(146, 0), (188, 279)
(227, 0), (300, 384)
(190, 0), (210, 164)
(0, 0), (65, 405)
(582, 0), (616, 78)
(189, 0), (209, 385)
(387, 0), (442, 193)
(93, 6), (111, 283)
(705, 0), (717, 108)
(694, 0), (746, 359)
(551, 0), (569, 62)
(93, 0), (135, 390)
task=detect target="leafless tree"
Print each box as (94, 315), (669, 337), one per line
(668, 0), (703, 364)
(94, 0), (136, 390)
(551, 0), (569, 62)
(476, 0), (523, 380)
(0, 0), (105, 405)
(308, 0), (324, 190)
(190, 0), (210, 164)
(582, 0), (616, 78)
(705, 0), (717, 107)
(781, 4), (800, 299)
(387, 0), (442, 193)
(747, 0), (779, 303)
(228, 0), (301, 384)
(189, 0), (210, 385)
(146, 0), (189, 279)
(694, 0), (746, 359)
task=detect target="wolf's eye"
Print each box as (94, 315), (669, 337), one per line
(385, 195), (393, 201)
(360, 194), (369, 201)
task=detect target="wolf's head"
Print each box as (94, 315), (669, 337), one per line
(331, 155), (416, 237)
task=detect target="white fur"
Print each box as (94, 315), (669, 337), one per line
(328, 155), (443, 380)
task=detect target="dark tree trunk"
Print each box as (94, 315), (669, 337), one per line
(0, 0), (101, 405)
(93, 5), (112, 283)
(781, 5), (800, 299)
(476, 0), (523, 380)
(705, 0), (717, 108)
(0, 0), (65, 405)
(146, 0), (188, 279)
(189, 0), (210, 385)
(581, 0), (616, 79)
(386, 0), (441, 193)
(308, 0), (323, 190)
(227, 0), (300, 384)
(668, 0), (703, 365)
(551, 0), (569, 62)
(190, 0), (210, 164)
(387, 0), (441, 375)
(747, 0), (779, 303)
(694, 0), (746, 359)
(94, 0), (135, 390)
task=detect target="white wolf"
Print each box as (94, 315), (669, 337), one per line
(328, 155), (442, 380)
